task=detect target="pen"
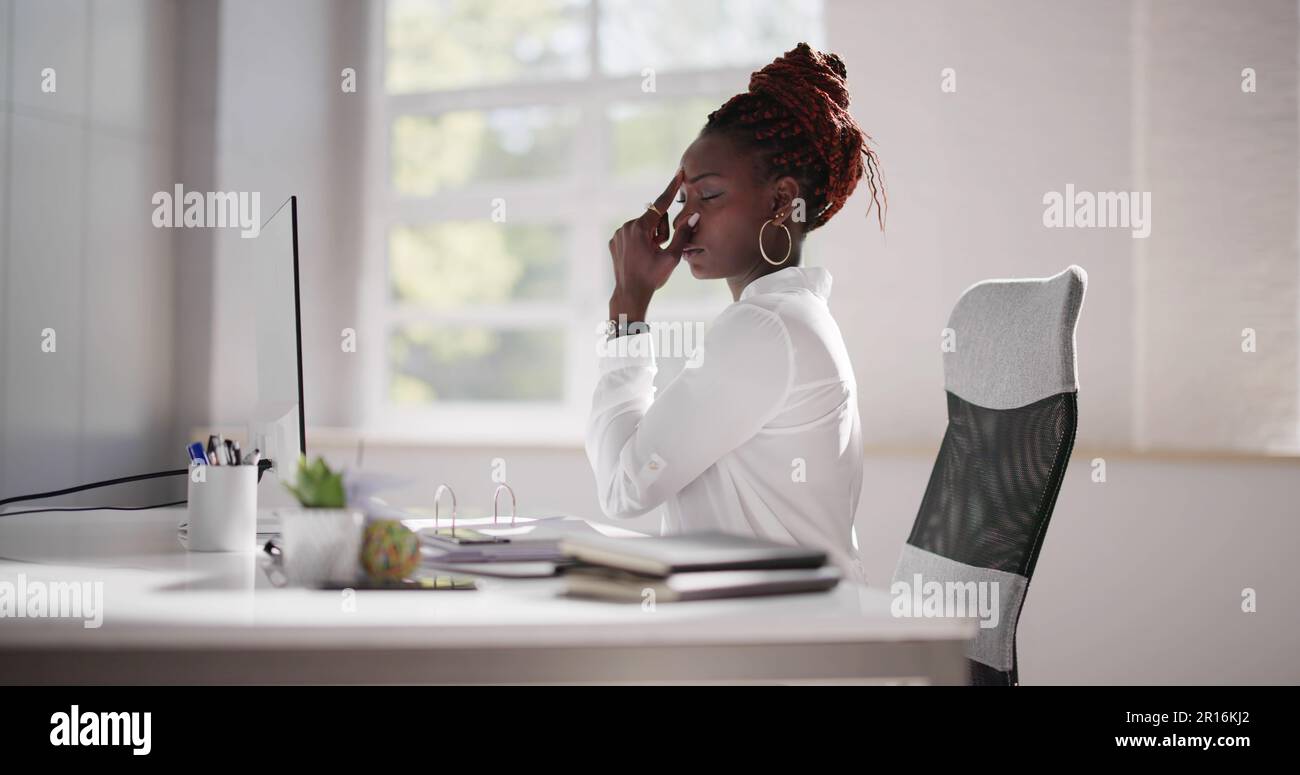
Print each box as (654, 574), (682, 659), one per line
(224, 439), (237, 466)
(231, 440), (242, 466)
(207, 435), (221, 465)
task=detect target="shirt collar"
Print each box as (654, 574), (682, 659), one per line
(738, 266), (833, 302)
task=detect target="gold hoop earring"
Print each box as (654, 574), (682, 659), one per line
(759, 217), (792, 266)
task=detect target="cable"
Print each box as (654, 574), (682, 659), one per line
(0, 460), (272, 517)
(0, 468), (188, 507)
(1, 500), (187, 517)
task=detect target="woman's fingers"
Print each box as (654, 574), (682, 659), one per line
(662, 211), (698, 257)
(642, 167), (684, 242)
(652, 167), (684, 214)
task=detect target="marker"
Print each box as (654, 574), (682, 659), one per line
(207, 436), (221, 465)
(224, 439), (237, 466)
(187, 442), (207, 465)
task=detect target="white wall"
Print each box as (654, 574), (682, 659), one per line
(203, 0), (367, 432)
(170, 0), (220, 460)
(823, 0), (1138, 450)
(820, 0), (1299, 455)
(1137, 0), (1298, 452)
(0, 0), (180, 504)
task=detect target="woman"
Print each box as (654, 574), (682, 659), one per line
(587, 43), (886, 584)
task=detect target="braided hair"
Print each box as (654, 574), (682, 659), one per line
(703, 42), (886, 233)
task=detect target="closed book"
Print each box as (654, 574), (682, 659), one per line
(558, 530), (826, 578)
(563, 564), (841, 602)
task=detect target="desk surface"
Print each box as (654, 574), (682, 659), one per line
(0, 508), (975, 684)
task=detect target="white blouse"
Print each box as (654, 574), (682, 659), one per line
(585, 265), (866, 584)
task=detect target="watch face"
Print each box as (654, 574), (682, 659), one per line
(601, 319), (648, 341)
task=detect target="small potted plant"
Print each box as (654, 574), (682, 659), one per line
(283, 456), (347, 510)
(277, 456), (365, 587)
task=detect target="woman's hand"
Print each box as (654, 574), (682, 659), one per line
(608, 168), (698, 324)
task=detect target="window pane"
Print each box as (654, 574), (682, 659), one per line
(608, 96), (728, 181)
(390, 221), (567, 309)
(386, 0), (590, 93)
(392, 107), (578, 196)
(389, 326), (565, 402)
(598, 0), (824, 76)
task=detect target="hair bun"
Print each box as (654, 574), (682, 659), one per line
(824, 52), (848, 81)
(748, 42), (852, 112)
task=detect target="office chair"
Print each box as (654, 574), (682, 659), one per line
(892, 265), (1086, 686)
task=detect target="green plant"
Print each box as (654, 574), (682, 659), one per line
(283, 456), (346, 508)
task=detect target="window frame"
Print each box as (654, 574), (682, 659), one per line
(360, 0), (802, 444)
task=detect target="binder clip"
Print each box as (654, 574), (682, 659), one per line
(433, 483), (457, 534)
(420, 482), (511, 546)
(493, 483), (517, 527)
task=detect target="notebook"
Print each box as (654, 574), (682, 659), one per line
(564, 565), (842, 602)
(419, 515), (639, 565)
(558, 531), (827, 578)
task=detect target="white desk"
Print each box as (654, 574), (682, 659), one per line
(0, 508), (975, 684)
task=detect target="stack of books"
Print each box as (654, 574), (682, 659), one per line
(558, 531), (841, 602)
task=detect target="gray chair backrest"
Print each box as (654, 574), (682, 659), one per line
(892, 265), (1086, 685)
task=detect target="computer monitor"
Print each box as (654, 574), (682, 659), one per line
(247, 195), (306, 480)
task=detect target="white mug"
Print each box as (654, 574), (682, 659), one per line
(185, 465), (259, 552)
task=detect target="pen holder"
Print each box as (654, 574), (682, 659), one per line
(186, 465), (258, 552)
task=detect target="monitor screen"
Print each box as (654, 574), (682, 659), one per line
(247, 195), (306, 478)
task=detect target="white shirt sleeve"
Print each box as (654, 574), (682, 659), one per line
(585, 302), (795, 519)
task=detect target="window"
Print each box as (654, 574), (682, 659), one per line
(362, 0), (824, 443)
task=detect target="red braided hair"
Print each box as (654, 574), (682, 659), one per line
(704, 42), (886, 232)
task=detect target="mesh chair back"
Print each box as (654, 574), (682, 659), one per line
(893, 265), (1086, 685)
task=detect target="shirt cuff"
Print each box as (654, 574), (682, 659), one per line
(597, 331), (656, 376)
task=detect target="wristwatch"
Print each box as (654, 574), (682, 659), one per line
(604, 319), (649, 341)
